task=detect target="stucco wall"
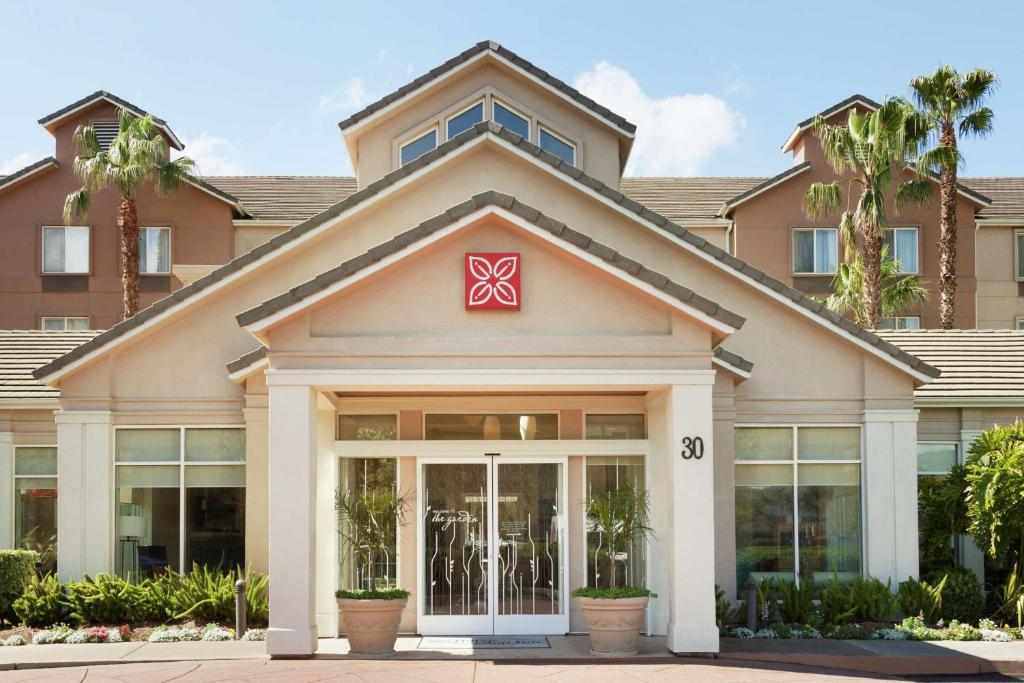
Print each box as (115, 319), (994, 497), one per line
(976, 225), (1022, 329)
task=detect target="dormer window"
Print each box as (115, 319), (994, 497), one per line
(493, 100), (529, 139)
(399, 129), (437, 166)
(446, 101), (484, 140)
(539, 126), (576, 166)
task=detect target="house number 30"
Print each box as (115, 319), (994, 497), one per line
(681, 436), (704, 460)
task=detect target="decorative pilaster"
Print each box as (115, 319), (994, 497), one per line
(0, 433), (13, 549)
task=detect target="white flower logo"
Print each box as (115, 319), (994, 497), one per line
(466, 254), (519, 307)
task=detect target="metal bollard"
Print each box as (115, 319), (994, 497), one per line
(746, 575), (757, 631)
(235, 579), (247, 640)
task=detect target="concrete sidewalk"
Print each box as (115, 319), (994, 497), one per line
(719, 637), (1024, 676)
(0, 640), (268, 671)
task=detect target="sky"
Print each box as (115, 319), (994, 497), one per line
(1, 0), (1022, 179)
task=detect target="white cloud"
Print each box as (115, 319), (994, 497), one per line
(317, 77), (375, 116)
(175, 133), (246, 176)
(574, 62), (745, 176)
(0, 152), (39, 175)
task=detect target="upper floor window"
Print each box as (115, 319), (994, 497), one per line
(424, 413), (558, 440)
(42, 226), (89, 274)
(493, 100), (530, 139)
(399, 129), (437, 167)
(338, 414), (398, 441)
(539, 126), (576, 166)
(140, 227), (171, 274)
(1016, 231), (1024, 280)
(879, 316), (921, 330)
(42, 316), (89, 331)
(585, 414), (646, 439)
(446, 101), (484, 140)
(793, 228), (838, 274)
(883, 227), (919, 274)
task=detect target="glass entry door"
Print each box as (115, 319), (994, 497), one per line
(418, 457), (567, 635)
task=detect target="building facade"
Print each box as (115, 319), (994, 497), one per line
(1, 41), (1022, 657)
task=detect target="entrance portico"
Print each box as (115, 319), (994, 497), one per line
(263, 369), (719, 656)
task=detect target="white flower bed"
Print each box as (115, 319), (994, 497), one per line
(982, 628), (1012, 642)
(871, 628), (908, 640)
(753, 628), (777, 639)
(241, 628), (267, 641)
(1, 635), (25, 646)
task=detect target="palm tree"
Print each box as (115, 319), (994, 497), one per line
(64, 109), (197, 320)
(819, 248), (928, 328)
(911, 66), (997, 329)
(803, 97), (937, 329)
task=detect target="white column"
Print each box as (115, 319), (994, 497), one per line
(0, 432), (13, 549)
(55, 411), (113, 580)
(315, 399), (339, 637)
(644, 391), (671, 635)
(862, 410), (919, 585)
(266, 383), (318, 657)
(666, 379), (719, 654)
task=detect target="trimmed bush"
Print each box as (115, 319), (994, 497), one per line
(13, 573), (67, 626)
(898, 575), (946, 623)
(926, 567), (984, 623)
(0, 549), (38, 623)
(63, 574), (136, 625)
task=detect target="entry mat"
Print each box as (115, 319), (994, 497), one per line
(418, 636), (550, 649)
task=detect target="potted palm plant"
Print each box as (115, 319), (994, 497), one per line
(335, 485), (412, 655)
(572, 484), (655, 655)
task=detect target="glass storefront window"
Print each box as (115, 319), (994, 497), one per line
(585, 456), (646, 588)
(114, 428), (245, 578)
(734, 426), (862, 592)
(585, 414), (646, 439)
(918, 443), (958, 475)
(338, 458), (398, 590)
(424, 414), (558, 440)
(338, 415), (398, 441)
(14, 446), (58, 574)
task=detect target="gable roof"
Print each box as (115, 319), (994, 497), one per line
(618, 177), (762, 225)
(879, 329), (1024, 406)
(0, 157), (58, 195)
(720, 162), (811, 216)
(336, 40), (636, 138)
(211, 176), (357, 222)
(38, 90), (184, 150)
(33, 120), (938, 384)
(712, 346), (753, 380)
(235, 192), (745, 336)
(0, 330), (100, 404)
(782, 94), (881, 152)
(968, 177), (1024, 220)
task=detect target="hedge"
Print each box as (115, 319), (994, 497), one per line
(0, 550), (38, 623)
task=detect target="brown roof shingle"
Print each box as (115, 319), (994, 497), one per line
(964, 177), (1024, 219)
(0, 331), (100, 401)
(879, 329), (1024, 402)
(207, 176), (358, 223)
(619, 177), (763, 223)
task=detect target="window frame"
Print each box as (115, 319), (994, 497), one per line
(582, 411), (647, 440)
(41, 225), (90, 275)
(1016, 230), (1024, 282)
(791, 227), (839, 275)
(491, 98), (532, 141)
(917, 441), (960, 476)
(1016, 317), (1024, 331)
(138, 226), (172, 275)
(112, 425), (246, 575)
(336, 412), (402, 441)
(883, 226), (920, 275)
(444, 99), (486, 141)
(336, 452), (402, 591)
(41, 316), (90, 331)
(537, 123), (577, 166)
(11, 444), (58, 547)
(879, 316), (921, 330)
(734, 423), (864, 588)
(396, 126), (439, 168)
(421, 410), (562, 440)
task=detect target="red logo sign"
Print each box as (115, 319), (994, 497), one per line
(465, 253), (521, 310)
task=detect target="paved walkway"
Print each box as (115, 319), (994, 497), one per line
(0, 658), (908, 682)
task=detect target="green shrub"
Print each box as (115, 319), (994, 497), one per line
(896, 615), (947, 640)
(570, 586), (654, 599)
(336, 588), (411, 600)
(926, 567), (983, 623)
(820, 574), (857, 624)
(714, 585), (730, 631)
(63, 574), (136, 625)
(849, 576), (897, 622)
(897, 575), (946, 623)
(775, 578), (815, 624)
(946, 619), (982, 641)
(12, 573), (66, 626)
(164, 565), (268, 625)
(129, 577), (172, 623)
(0, 550), (38, 623)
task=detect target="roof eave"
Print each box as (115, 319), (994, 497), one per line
(781, 95), (882, 153)
(38, 91), (184, 151)
(0, 157), (59, 195)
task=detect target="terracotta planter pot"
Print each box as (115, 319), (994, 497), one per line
(338, 596), (408, 654)
(577, 596), (648, 656)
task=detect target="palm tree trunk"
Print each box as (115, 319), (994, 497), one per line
(118, 196), (140, 320)
(862, 228), (883, 329)
(938, 123), (959, 330)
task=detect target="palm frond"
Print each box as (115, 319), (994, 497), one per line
(62, 187), (91, 224)
(895, 178), (933, 211)
(72, 124), (103, 158)
(155, 157), (198, 195)
(838, 211), (857, 256)
(802, 181), (842, 218)
(960, 107), (994, 139)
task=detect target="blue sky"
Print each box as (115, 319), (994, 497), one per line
(1, 0), (1021, 178)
